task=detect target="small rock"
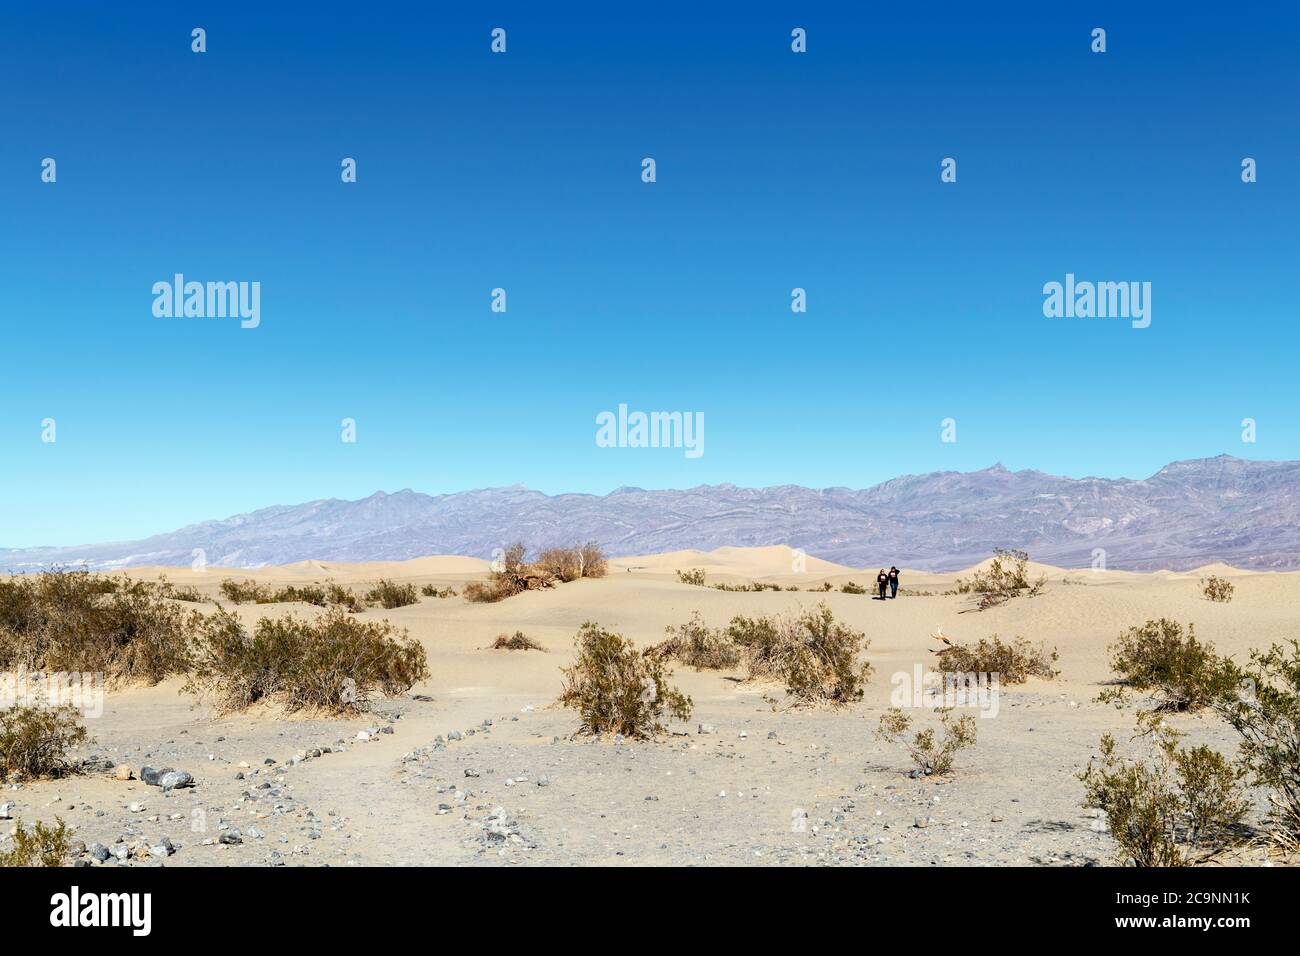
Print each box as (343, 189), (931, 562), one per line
(140, 766), (172, 787)
(158, 771), (194, 792)
(914, 817), (931, 829)
(113, 765), (134, 781)
(219, 830), (242, 845)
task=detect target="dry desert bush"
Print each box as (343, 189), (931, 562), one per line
(558, 622), (692, 737)
(1201, 574), (1235, 603)
(421, 584), (457, 598)
(675, 568), (707, 587)
(491, 631), (544, 651)
(0, 705), (88, 780)
(727, 603), (872, 704)
(467, 542), (607, 602)
(952, 548), (1045, 609)
(185, 606), (428, 715)
(1211, 639), (1300, 853)
(876, 707), (977, 776)
(364, 578), (419, 609)
(1079, 723), (1247, 866)
(935, 634), (1059, 683)
(0, 570), (198, 684)
(0, 818), (75, 867)
(219, 578), (367, 611)
(651, 612), (741, 670)
(1100, 618), (1234, 712)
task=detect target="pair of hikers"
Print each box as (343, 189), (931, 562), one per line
(876, 566), (900, 600)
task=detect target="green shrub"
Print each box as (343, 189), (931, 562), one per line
(0, 818), (74, 867)
(840, 581), (866, 595)
(0, 571), (198, 684)
(1100, 619), (1235, 712)
(558, 622), (692, 737)
(652, 613), (741, 669)
(727, 603), (872, 704)
(491, 631), (544, 651)
(364, 579), (419, 609)
(421, 584), (457, 598)
(0, 705), (88, 780)
(936, 634), (1059, 683)
(1201, 575), (1235, 603)
(676, 568), (706, 587)
(1079, 725), (1246, 866)
(185, 606), (429, 714)
(876, 707), (977, 776)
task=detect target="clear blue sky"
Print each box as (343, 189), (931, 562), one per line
(2, 1), (1296, 547)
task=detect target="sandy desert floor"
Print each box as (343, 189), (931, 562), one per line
(3, 547), (1294, 867)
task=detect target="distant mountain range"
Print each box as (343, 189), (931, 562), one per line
(3, 455), (1298, 572)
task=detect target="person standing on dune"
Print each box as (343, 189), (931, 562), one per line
(888, 566), (900, 599)
(876, 568), (889, 600)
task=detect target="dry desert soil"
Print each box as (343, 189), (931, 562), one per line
(2, 547), (1292, 867)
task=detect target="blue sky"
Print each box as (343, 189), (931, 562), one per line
(2, 1), (1297, 547)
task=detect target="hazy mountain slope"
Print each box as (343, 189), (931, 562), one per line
(3, 456), (1297, 572)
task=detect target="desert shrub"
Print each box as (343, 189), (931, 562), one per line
(840, 581), (866, 595)
(219, 578), (271, 604)
(0, 818), (74, 867)
(876, 707), (977, 776)
(537, 542), (607, 582)
(558, 622), (692, 737)
(463, 578), (519, 603)
(491, 631), (544, 651)
(727, 604), (872, 704)
(1100, 619), (1235, 712)
(936, 634), (1059, 684)
(1079, 725), (1247, 866)
(268, 583), (327, 606)
(576, 542), (608, 578)
(1201, 575), (1235, 604)
(0, 705), (88, 780)
(712, 581), (782, 592)
(676, 568), (707, 587)
(158, 578), (206, 603)
(652, 613), (741, 670)
(954, 548), (1045, 609)
(0, 571), (197, 684)
(420, 585), (457, 598)
(365, 579), (419, 609)
(185, 606), (429, 714)
(537, 547), (582, 583)
(323, 582), (365, 612)
(1211, 640), (1300, 853)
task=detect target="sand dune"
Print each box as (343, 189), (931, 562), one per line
(4, 545), (1293, 868)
